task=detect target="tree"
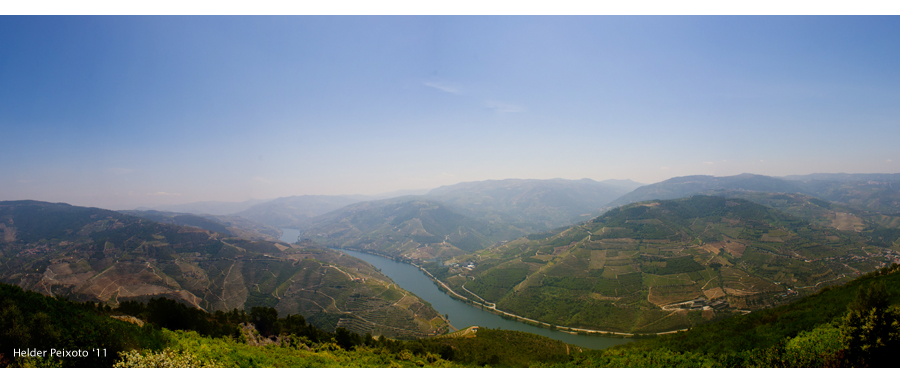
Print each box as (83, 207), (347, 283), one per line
(334, 327), (361, 350)
(839, 282), (900, 367)
(250, 307), (280, 337)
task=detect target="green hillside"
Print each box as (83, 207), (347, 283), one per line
(4, 264), (898, 368)
(569, 264), (900, 367)
(431, 195), (893, 333)
(711, 191), (900, 250)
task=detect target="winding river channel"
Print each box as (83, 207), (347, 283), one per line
(278, 229), (630, 349)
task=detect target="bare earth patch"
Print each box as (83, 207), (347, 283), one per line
(831, 212), (865, 232)
(723, 287), (753, 296)
(648, 285), (702, 307)
(701, 239), (747, 257)
(0, 223), (15, 242)
(589, 293), (619, 301)
(702, 287), (726, 299)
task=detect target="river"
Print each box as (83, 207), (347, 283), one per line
(279, 228), (300, 243)
(333, 248), (632, 350)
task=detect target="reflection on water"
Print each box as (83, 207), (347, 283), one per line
(335, 248), (632, 350)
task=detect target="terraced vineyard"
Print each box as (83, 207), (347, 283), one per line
(434, 195), (895, 333)
(0, 200), (449, 340)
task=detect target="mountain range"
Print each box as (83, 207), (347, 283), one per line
(0, 200), (448, 339)
(4, 172), (900, 340)
(610, 173), (900, 215)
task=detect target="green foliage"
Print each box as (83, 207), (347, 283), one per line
(838, 282), (900, 367)
(787, 321), (842, 353)
(641, 257), (704, 275)
(571, 347), (719, 367)
(408, 328), (576, 367)
(117, 298), (242, 339)
(114, 348), (222, 368)
(544, 276), (592, 291)
(0, 283), (167, 367)
(467, 265), (530, 302)
(569, 265), (900, 367)
(151, 328), (455, 368)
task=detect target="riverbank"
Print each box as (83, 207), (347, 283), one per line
(333, 247), (688, 339)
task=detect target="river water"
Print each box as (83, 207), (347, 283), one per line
(278, 228), (630, 349)
(333, 248), (632, 350)
(279, 228), (300, 243)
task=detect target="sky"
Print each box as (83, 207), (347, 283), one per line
(2, 15), (900, 210)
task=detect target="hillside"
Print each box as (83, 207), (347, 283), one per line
(710, 191), (900, 247)
(296, 178), (642, 261)
(429, 195), (894, 333)
(119, 210), (282, 242)
(299, 198), (528, 261)
(0, 281), (575, 368)
(784, 173), (900, 214)
(608, 173), (806, 207)
(569, 264), (900, 367)
(4, 264), (897, 368)
(235, 195), (368, 228)
(0, 200), (449, 339)
(426, 178), (642, 231)
(138, 198), (273, 216)
(610, 172), (900, 216)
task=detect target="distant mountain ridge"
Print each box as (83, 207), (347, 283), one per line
(235, 195), (370, 228)
(118, 210), (282, 242)
(143, 179), (642, 232)
(608, 174), (805, 207)
(232, 190), (430, 229)
(300, 198), (529, 260)
(138, 198), (273, 216)
(609, 172), (900, 215)
(427, 178), (643, 231)
(297, 178), (644, 259)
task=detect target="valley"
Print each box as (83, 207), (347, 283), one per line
(3, 173), (900, 367)
(0, 201), (448, 340)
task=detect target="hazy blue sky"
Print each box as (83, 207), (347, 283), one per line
(2, 16), (900, 209)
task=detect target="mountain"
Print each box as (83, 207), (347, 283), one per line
(294, 178), (642, 261)
(426, 178), (643, 231)
(427, 195), (892, 333)
(234, 178), (641, 232)
(0, 200), (449, 339)
(299, 198), (529, 261)
(783, 173), (900, 214)
(118, 210), (282, 241)
(608, 173), (805, 207)
(138, 198), (273, 216)
(235, 195), (369, 228)
(610, 173), (900, 216)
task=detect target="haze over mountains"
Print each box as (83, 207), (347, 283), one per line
(610, 173), (900, 215)
(4, 172), (900, 339)
(128, 178), (644, 231)
(110, 173), (900, 264)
